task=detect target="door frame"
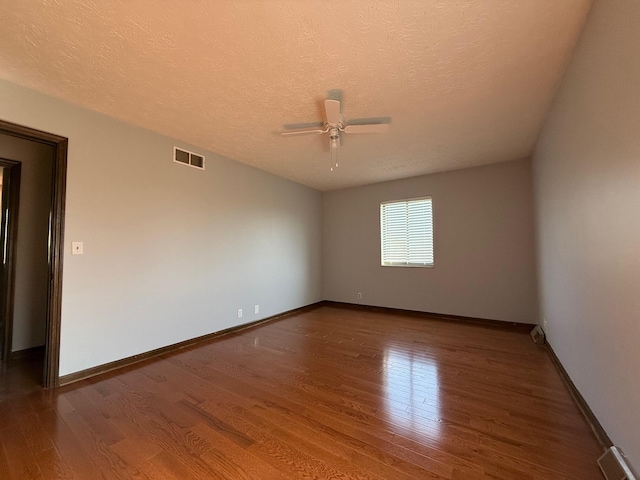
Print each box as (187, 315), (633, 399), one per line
(0, 159), (21, 362)
(0, 120), (67, 388)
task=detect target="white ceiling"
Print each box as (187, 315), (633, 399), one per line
(0, 1), (591, 191)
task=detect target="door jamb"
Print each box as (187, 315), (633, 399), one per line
(0, 120), (67, 388)
(0, 159), (21, 362)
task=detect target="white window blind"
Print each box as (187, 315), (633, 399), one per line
(380, 197), (433, 267)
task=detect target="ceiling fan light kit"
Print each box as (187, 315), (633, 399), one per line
(329, 127), (339, 171)
(282, 98), (389, 171)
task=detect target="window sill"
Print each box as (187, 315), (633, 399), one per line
(381, 263), (434, 268)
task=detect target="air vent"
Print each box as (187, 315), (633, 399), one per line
(599, 447), (638, 480)
(530, 325), (545, 345)
(173, 147), (205, 170)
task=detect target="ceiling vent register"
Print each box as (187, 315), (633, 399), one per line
(174, 147), (205, 170)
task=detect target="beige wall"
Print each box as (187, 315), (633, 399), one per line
(0, 134), (54, 352)
(533, 0), (640, 467)
(323, 159), (538, 324)
(0, 79), (323, 376)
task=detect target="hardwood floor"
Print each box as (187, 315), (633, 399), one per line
(0, 306), (604, 479)
(0, 352), (44, 402)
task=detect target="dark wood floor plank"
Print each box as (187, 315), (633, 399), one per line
(39, 403), (120, 479)
(19, 410), (56, 458)
(103, 373), (223, 479)
(0, 430), (16, 480)
(246, 395), (454, 480)
(62, 388), (125, 446)
(0, 424), (43, 479)
(59, 408), (148, 480)
(194, 422), (290, 480)
(168, 328), (572, 478)
(164, 355), (429, 479)
(143, 450), (208, 480)
(34, 447), (76, 480)
(170, 354), (457, 479)
(0, 354), (44, 403)
(0, 396), (21, 423)
(201, 398), (396, 480)
(108, 415), (164, 467)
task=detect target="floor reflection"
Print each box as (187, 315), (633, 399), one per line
(382, 347), (442, 439)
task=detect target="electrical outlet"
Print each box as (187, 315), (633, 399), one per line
(357, 292), (362, 300)
(254, 304), (259, 315)
(237, 309), (243, 318)
(543, 318), (549, 333)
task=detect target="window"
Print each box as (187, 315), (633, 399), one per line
(380, 196), (433, 267)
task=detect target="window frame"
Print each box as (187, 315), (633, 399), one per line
(380, 196), (434, 268)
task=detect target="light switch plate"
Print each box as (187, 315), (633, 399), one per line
(72, 242), (84, 255)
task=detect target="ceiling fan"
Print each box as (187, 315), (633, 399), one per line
(281, 99), (389, 170)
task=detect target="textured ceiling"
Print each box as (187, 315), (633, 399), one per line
(0, 1), (591, 191)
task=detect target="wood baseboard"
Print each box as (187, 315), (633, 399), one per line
(322, 300), (534, 332)
(9, 345), (45, 361)
(59, 302), (323, 386)
(545, 340), (612, 450)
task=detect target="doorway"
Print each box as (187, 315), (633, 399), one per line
(0, 121), (67, 389)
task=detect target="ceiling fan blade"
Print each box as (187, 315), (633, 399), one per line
(343, 123), (389, 134)
(324, 100), (341, 125)
(282, 121), (324, 130)
(281, 127), (327, 136)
